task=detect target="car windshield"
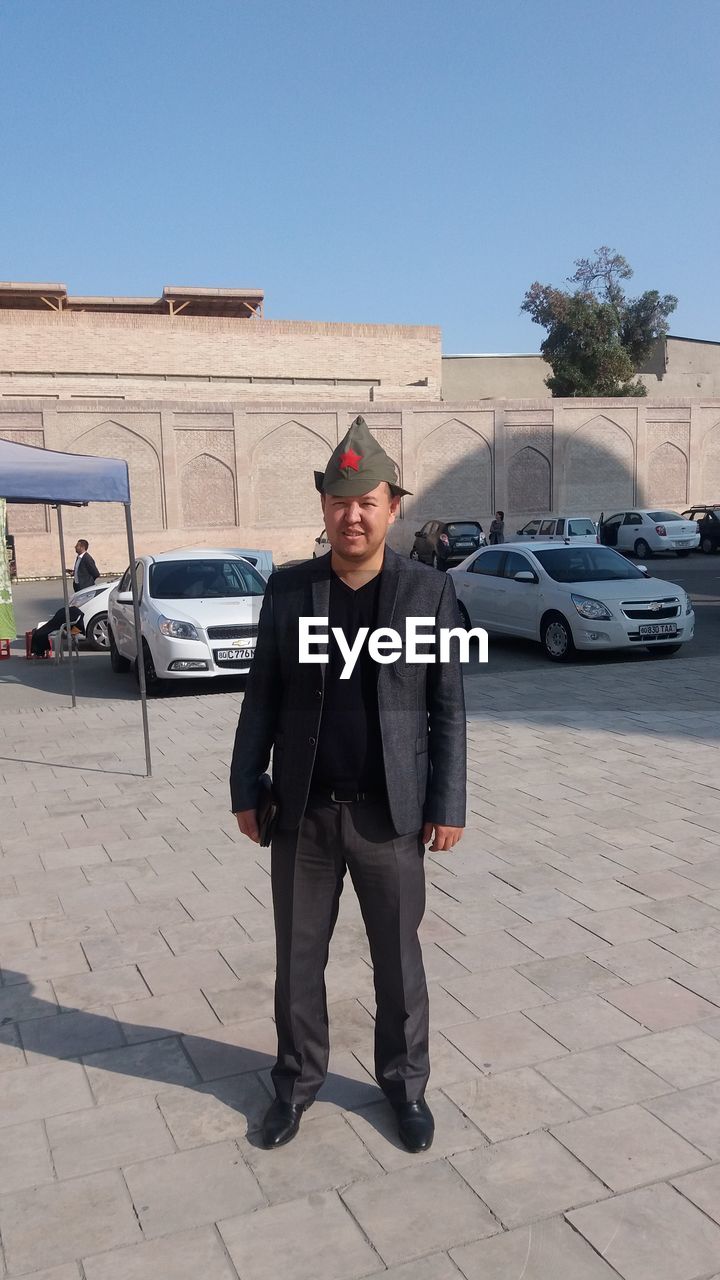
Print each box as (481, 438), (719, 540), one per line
(534, 547), (646, 583)
(647, 510), (683, 522)
(446, 523), (482, 537)
(149, 559), (266, 599)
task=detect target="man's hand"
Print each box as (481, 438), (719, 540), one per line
(422, 823), (463, 852)
(235, 809), (260, 843)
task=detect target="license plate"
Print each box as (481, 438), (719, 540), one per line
(638, 624), (677, 638)
(216, 648), (254, 661)
(674, 539), (693, 546)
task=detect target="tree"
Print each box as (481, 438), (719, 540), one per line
(521, 247), (677, 397)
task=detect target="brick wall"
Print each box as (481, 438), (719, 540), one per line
(3, 396), (720, 578)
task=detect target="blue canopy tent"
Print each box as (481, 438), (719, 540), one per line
(0, 437), (151, 775)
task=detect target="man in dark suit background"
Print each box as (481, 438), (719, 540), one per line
(69, 539), (100, 592)
(231, 417), (466, 1152)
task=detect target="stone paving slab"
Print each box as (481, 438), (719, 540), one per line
(1, 656), (720, 1275)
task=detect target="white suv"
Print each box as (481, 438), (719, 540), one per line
(600, 510), (700, 559)
(507, 515), (598, 545)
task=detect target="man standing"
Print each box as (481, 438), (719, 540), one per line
(230, 417), (466, 1152)
(69, 539), (100, 592)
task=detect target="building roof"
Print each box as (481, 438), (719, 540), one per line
(0, 282), (264, 318)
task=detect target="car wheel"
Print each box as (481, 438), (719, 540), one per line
(676, 550), (690, 558)
(86, 612), (110, 651)
(108, 627), (130, 673)
(645, 645), (682, 657)
(457, 602), (472, 630)
(541, 612), (576, 662)
(634, 539), (652, 560)
(701, 536), (715, 555)
(409, 548), (419, 560)
(136, 640), (164, 696)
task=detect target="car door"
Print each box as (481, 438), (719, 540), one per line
(619, 512), (642, 551)
(114, 561), (143, 657)
(414, 521), (433, 563)
(538, 518), (558, 542)
(512, 519), (542, 544)
(600, 514), (623, 547)
(500, 550), (540, 636)
(460, 548), (507, 629)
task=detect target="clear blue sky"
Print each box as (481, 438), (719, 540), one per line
(2, 0), (718, 352)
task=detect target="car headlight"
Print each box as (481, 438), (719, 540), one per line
(571, 594), (614, 621)
(685, 594), (693, 615)
(74, 587), (105, 603)
(158, 616), (200, 641)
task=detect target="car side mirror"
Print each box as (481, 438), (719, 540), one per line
(514, 571), (537, 583)
(638, 565), (650, 576)
(115, 590), (134, 603)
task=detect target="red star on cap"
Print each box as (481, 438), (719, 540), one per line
(338, 448), (362, 472)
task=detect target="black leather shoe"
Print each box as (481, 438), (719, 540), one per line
(395, 1098), (435, 1152)
(262, 1099), (305, 1148)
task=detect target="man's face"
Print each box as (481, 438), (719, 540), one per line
(322, 483), (400, 562)
(74, 542), (84, 555)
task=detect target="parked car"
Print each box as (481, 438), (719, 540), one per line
(681, 506), (720, 555)
(599, 510), (699, 559)
(69, 579), (120, 650)
(410, 520), (486, 569)
(174, 546), (274, 578)
(506, 515), (598, 545)
(313, 529), (331, 558)
(449, 542), (694, 662)
(107, 550), (266, 693)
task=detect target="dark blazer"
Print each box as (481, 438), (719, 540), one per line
(230, 546), (467, 835)
(73, 552), (100, 590)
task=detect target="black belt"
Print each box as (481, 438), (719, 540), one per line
(310, 786), (377, 804)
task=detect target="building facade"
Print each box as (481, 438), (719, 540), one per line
(4, 396), (720, 577)
(1, 284), (719, 576)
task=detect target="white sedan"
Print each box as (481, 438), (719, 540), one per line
(70, 580), (120, 650)
(450, 542), (695, 662)
(107, 550), (266, 692)
(599, 510), (700, 558)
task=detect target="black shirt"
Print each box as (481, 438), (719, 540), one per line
(311, 569), (385, 793)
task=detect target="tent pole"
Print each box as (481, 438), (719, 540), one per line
(124, 504), (152, 777)
(55, 506), (77, 709)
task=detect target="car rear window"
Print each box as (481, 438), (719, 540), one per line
(567, 519), (596, 536)
(149, 559), (266, 599)
(534, 547), (646, 583)
(446, 523), (482, 537)
(648, 511), (683, 522)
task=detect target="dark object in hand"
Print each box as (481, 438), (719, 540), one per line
(257, 773), (278, 847)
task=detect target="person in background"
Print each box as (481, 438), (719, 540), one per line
(489, 511), (505, 545)
(68, 539), (100, 592)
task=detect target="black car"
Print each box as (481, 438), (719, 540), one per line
(682, 506), (720, 554)
(410, 519), (485, 569)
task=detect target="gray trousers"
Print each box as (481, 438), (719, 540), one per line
(270, 794), (429, 1107)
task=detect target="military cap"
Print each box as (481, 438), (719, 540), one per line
(314, 415), (411, 497)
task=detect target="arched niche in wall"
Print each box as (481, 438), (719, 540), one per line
(507, 445), (551, 513)
(564, 415), (634, 512)
(69, 421), (164, 532)
(181, 453), (237, 528)
(252, 421), (332, 526)
(415, 419), (492, 517)
(647, 441), (688, 508)
(703, 420), (720, 497)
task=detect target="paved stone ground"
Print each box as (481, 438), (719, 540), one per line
(2, 657), (720, 1278)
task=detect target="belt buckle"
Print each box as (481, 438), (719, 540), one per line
(330, 789), (363, 804)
